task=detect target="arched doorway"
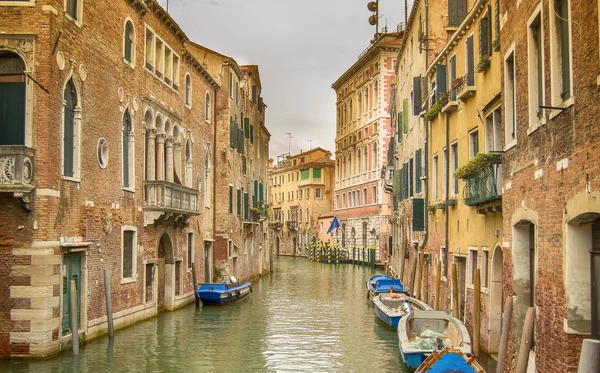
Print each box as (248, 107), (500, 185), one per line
(158, 234), (173, 310)
(489, 246), (503, 352)
(566, 213), (600, 339)
(0, 52), (26, 146)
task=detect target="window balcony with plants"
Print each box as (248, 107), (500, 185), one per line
(456, 72), (476, 101)
(441, 89), (458, 113)
(455, 152), (503, 208)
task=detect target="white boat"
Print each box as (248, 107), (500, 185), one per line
(397, 310), (472, 369)
(373, 293), (432, 329)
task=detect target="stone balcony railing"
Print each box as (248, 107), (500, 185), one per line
(0, 145), (35, 194)
(143, 180), (199, 225)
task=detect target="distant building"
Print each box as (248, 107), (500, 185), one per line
(268, 148), (335, 256)
(331, 30), (402, 262)
(186, 43), (271, 283)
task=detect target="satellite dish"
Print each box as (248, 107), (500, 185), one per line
(369, 15), (378, 26)
(229, 276), (238, 284)
(367, 2), (378, 12)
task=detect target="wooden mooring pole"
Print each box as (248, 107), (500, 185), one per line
(70, 277), (79, 355)
(451, 263), (459, 318)
(496, 297), (513, 373)
(103, 270), (114, 340)
(473, 268), (481, 357)
(515, 307), (536, 373)
(191, 263), (200, 307)
(415, 249), (425, 301)
(434, 260), (441, 310)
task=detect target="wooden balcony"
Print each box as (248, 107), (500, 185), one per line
(143, 180), (199, 226)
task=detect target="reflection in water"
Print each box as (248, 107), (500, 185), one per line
(0, 257), (406, 372)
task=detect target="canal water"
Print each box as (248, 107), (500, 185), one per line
(2, 257), (408, 372)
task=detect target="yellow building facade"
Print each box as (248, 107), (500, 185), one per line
(426, 0), (503, 354)
(269, 148), (335, 256)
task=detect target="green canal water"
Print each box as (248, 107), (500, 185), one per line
(2, 257), (409, 372)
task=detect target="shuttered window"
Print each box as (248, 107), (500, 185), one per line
(313, 168), (322, 179)
(244, 118), (250, 138)
(415, 149), (422, 193)
(397, 166), (404, 202)
(409, 158), (414, 197)
(412, 198), (425, 232)
(466, 36), (475, 86)
(450, 56), (457, 101)
(403, 99), (409, 132)
(479, 10), (491, 58)
(403, 163), (409, 200)
(236, 189), (241, 216)
(301, 169), (309, 180)
(436, 65), (447, 97)
(124, 21), (133, 63)
(237, 128), (244, 154)
(229, 186), (233, 213)
(413, 77), (421, 115)
(253, 180), (258, 208)
(559, 0), (571, 98)
(250, 125), (254, 144)
(229, 120), (237, 148)
(259, 182), (264, 202)
(448, 0), (467, 27)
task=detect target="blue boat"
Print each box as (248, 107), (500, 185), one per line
(398, 310), (472, 369)
(196, 277), (252, 305)
(415, 347), (484, 373)
(366, 274), (406, 300)
(373, 293), (432, 329)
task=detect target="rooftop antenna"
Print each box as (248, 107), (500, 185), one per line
(307, 140), (313, 151)
(284, 132), (293, 154)
(166, 0), (169, 12)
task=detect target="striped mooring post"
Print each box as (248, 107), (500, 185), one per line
(327, 243), (331, 264)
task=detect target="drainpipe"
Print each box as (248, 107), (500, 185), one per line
(445, 112), (449, 264)
(424, 0), (430, 238)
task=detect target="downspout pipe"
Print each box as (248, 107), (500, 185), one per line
(445, 112), (449, 263)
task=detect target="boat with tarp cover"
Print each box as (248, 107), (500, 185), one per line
(366, 274), (406, 300)
(415, 347), (484, 373)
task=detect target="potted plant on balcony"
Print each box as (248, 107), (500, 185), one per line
(454, 152), (502, 180)
(451, 77), (464, 90)
(424, 99), (443, 120)
(477, 54), (491, 73)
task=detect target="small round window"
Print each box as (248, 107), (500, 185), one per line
(97, 138), (109, 169)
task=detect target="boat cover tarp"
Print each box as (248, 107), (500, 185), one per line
(408, 330), (451, 350)
(424, 352), (477, 373)
(374, 279), (404, 292)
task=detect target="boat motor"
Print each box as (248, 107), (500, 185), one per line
(401, 302), (414, 314)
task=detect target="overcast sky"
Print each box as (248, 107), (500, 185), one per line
(157, 0), (408, 159)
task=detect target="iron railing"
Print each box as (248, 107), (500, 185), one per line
(463, 155), (503, 206)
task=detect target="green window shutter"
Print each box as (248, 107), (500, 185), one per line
(560, 0), (571, 98)
(237, 189), (241, 216)
(479, 14), (490, 58)
(453, 146), (459, 194)
(403, 163), (409, 200)
(229, 186), (233, 213)
(413, 77), (421, 115)
(250, 125), (254, 144)
(448, 0), (467, 27)
(244, 118), (250, 139)
(409, 158), (414, 197)
(253, 180), (258, 207)
(313, 168), (322, 179)
(122, 113), (130, 188)
(466, 36), (475, 85)
(450, 56), (457, 101)
(238, 128), (245, 154)
(229, 120), (237, 148)
(415, 149), (422, 193)
(393, 171), (401, 207)
(436, 65), (447, 95)
(259, 183), (264, 202)
(403, 100), (409, 133)
(396, 166), (403, 202)
(412, 198), (425, 231)
(244, 192), (249, 219)
(301, 169), (309, 180)
(0, 82), (26, 145)
(124, 22), (132, 62)
(397, 114), (402, 137)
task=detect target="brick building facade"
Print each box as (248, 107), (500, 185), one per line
(499, 0), (599, 371)
(0, 0), (269, 358)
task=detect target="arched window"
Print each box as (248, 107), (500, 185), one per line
(122, 109), (134, 188)
(185, 74), (191, 106)
(205, 92), (211, 123)
(124, 20), (134, 64)
(63, 79), (78, 178)
(0, 52), (26, 145)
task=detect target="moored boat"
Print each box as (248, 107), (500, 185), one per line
(196, 277), (252, 305)
(373, 293), (432, 329)
(398, 310), (472, 369)
(366, 274), (406, 300)
(415, 347), (484, 373)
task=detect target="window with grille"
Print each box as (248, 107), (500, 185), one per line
(122, 230), (135, 279)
